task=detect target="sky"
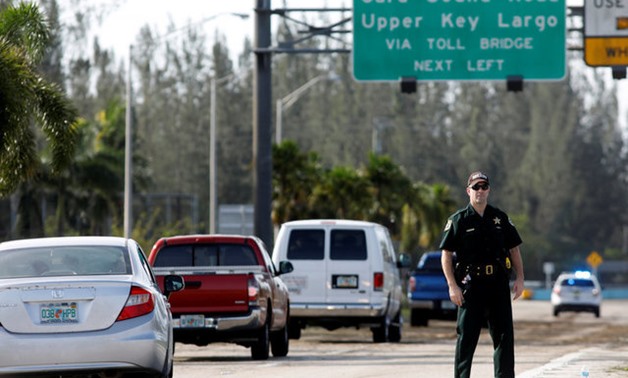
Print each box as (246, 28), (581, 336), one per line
(92, 1), (259, 61)
(82, 0), (626, 131)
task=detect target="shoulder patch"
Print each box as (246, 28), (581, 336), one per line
(444, 219), (452, 231)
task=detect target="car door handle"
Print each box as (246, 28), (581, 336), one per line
(186, 281), (202, 289)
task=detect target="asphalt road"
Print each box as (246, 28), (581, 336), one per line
(173, 299), (628, 377)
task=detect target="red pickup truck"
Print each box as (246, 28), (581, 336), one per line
(147, 234), (294, 360)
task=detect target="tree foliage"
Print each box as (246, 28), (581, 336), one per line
(0, 1), (78, 195)
(272, 141), (459, 257)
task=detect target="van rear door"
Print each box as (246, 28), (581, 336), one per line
(325, 228), (371, 305)
(282, 229), (327, 304)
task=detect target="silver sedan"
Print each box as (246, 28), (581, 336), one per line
(0, 236), (183, 377)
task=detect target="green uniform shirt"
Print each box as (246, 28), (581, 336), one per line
(439, 203), (522, 265)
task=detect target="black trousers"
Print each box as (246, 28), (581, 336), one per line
(454, 276), (514, 378)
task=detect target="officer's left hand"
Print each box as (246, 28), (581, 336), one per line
(512, 277), (524, 300)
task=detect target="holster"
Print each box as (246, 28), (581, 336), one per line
(454, 262), (466, 284)
(498, 249), (513, 280)
(454, 263), (473, 297)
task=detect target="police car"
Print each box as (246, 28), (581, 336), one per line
(551, 271), (601, 318)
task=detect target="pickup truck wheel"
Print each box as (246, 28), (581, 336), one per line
(251, 322), (270, 360)
(410, 309), (429, 327)
(270, 322), (290, 357)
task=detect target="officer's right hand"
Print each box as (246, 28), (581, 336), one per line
(448, 285), (464, 307)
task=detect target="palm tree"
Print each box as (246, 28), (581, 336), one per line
(0, 2), (78, 196)
(363, 152), (414, 235)
(272, 140), (323, 225)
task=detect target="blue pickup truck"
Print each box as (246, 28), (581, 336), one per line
(407, 251), (458, 326)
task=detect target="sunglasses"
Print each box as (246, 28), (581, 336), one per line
(470, 182), (490, 191)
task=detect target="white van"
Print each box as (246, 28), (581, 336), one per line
(272, 219), (409, 342)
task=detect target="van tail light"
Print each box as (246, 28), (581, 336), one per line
(408, 276), (416, 292)
(117, 286), (155, 321)
(374, 272), (384, 291)
(248, 273), (260, 305)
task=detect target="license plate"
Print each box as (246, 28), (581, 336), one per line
(40, 302), (78, 324)
(180, 314), (205, 328)
(333, 275), (358, 289)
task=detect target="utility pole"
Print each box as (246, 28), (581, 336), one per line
(252, 2), (351, 248)
(253, 0), (273, 247)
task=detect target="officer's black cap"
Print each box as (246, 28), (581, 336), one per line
(467, 171), (489, 186)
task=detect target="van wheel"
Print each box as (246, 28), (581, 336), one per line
(251, 322), (270, 360)
(288, 319), (302, 340)
(271, 322), (290, 357)
(372, 318), (389, 343)
(388, 311), (402, 342)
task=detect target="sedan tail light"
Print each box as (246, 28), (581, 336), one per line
(374, 272), (384, 291)
(117, 286), (155, 321)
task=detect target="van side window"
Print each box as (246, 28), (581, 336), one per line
(375, 227), (394, 263)
(288, 230), (325, 260)
(331, 230), (367, 260)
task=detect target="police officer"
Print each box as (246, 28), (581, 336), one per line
(440, 171), (524, 378)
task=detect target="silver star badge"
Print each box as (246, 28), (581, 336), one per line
(493, 217), (501, 225)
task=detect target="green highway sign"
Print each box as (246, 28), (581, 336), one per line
(352, 0), (566, 82)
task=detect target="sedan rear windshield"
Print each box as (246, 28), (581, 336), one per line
(0, 246), (131, 278)
(561, 278), (595, 287)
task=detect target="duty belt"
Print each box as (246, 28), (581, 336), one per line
(464, 263), (495, 277)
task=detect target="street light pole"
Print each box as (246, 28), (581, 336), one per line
(275, 73), (338, 144)
(209, 76), (217, 234)
(124, 44), (133, 239)
(209, 73), (236, 234)
(275, 98), (283, 145)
